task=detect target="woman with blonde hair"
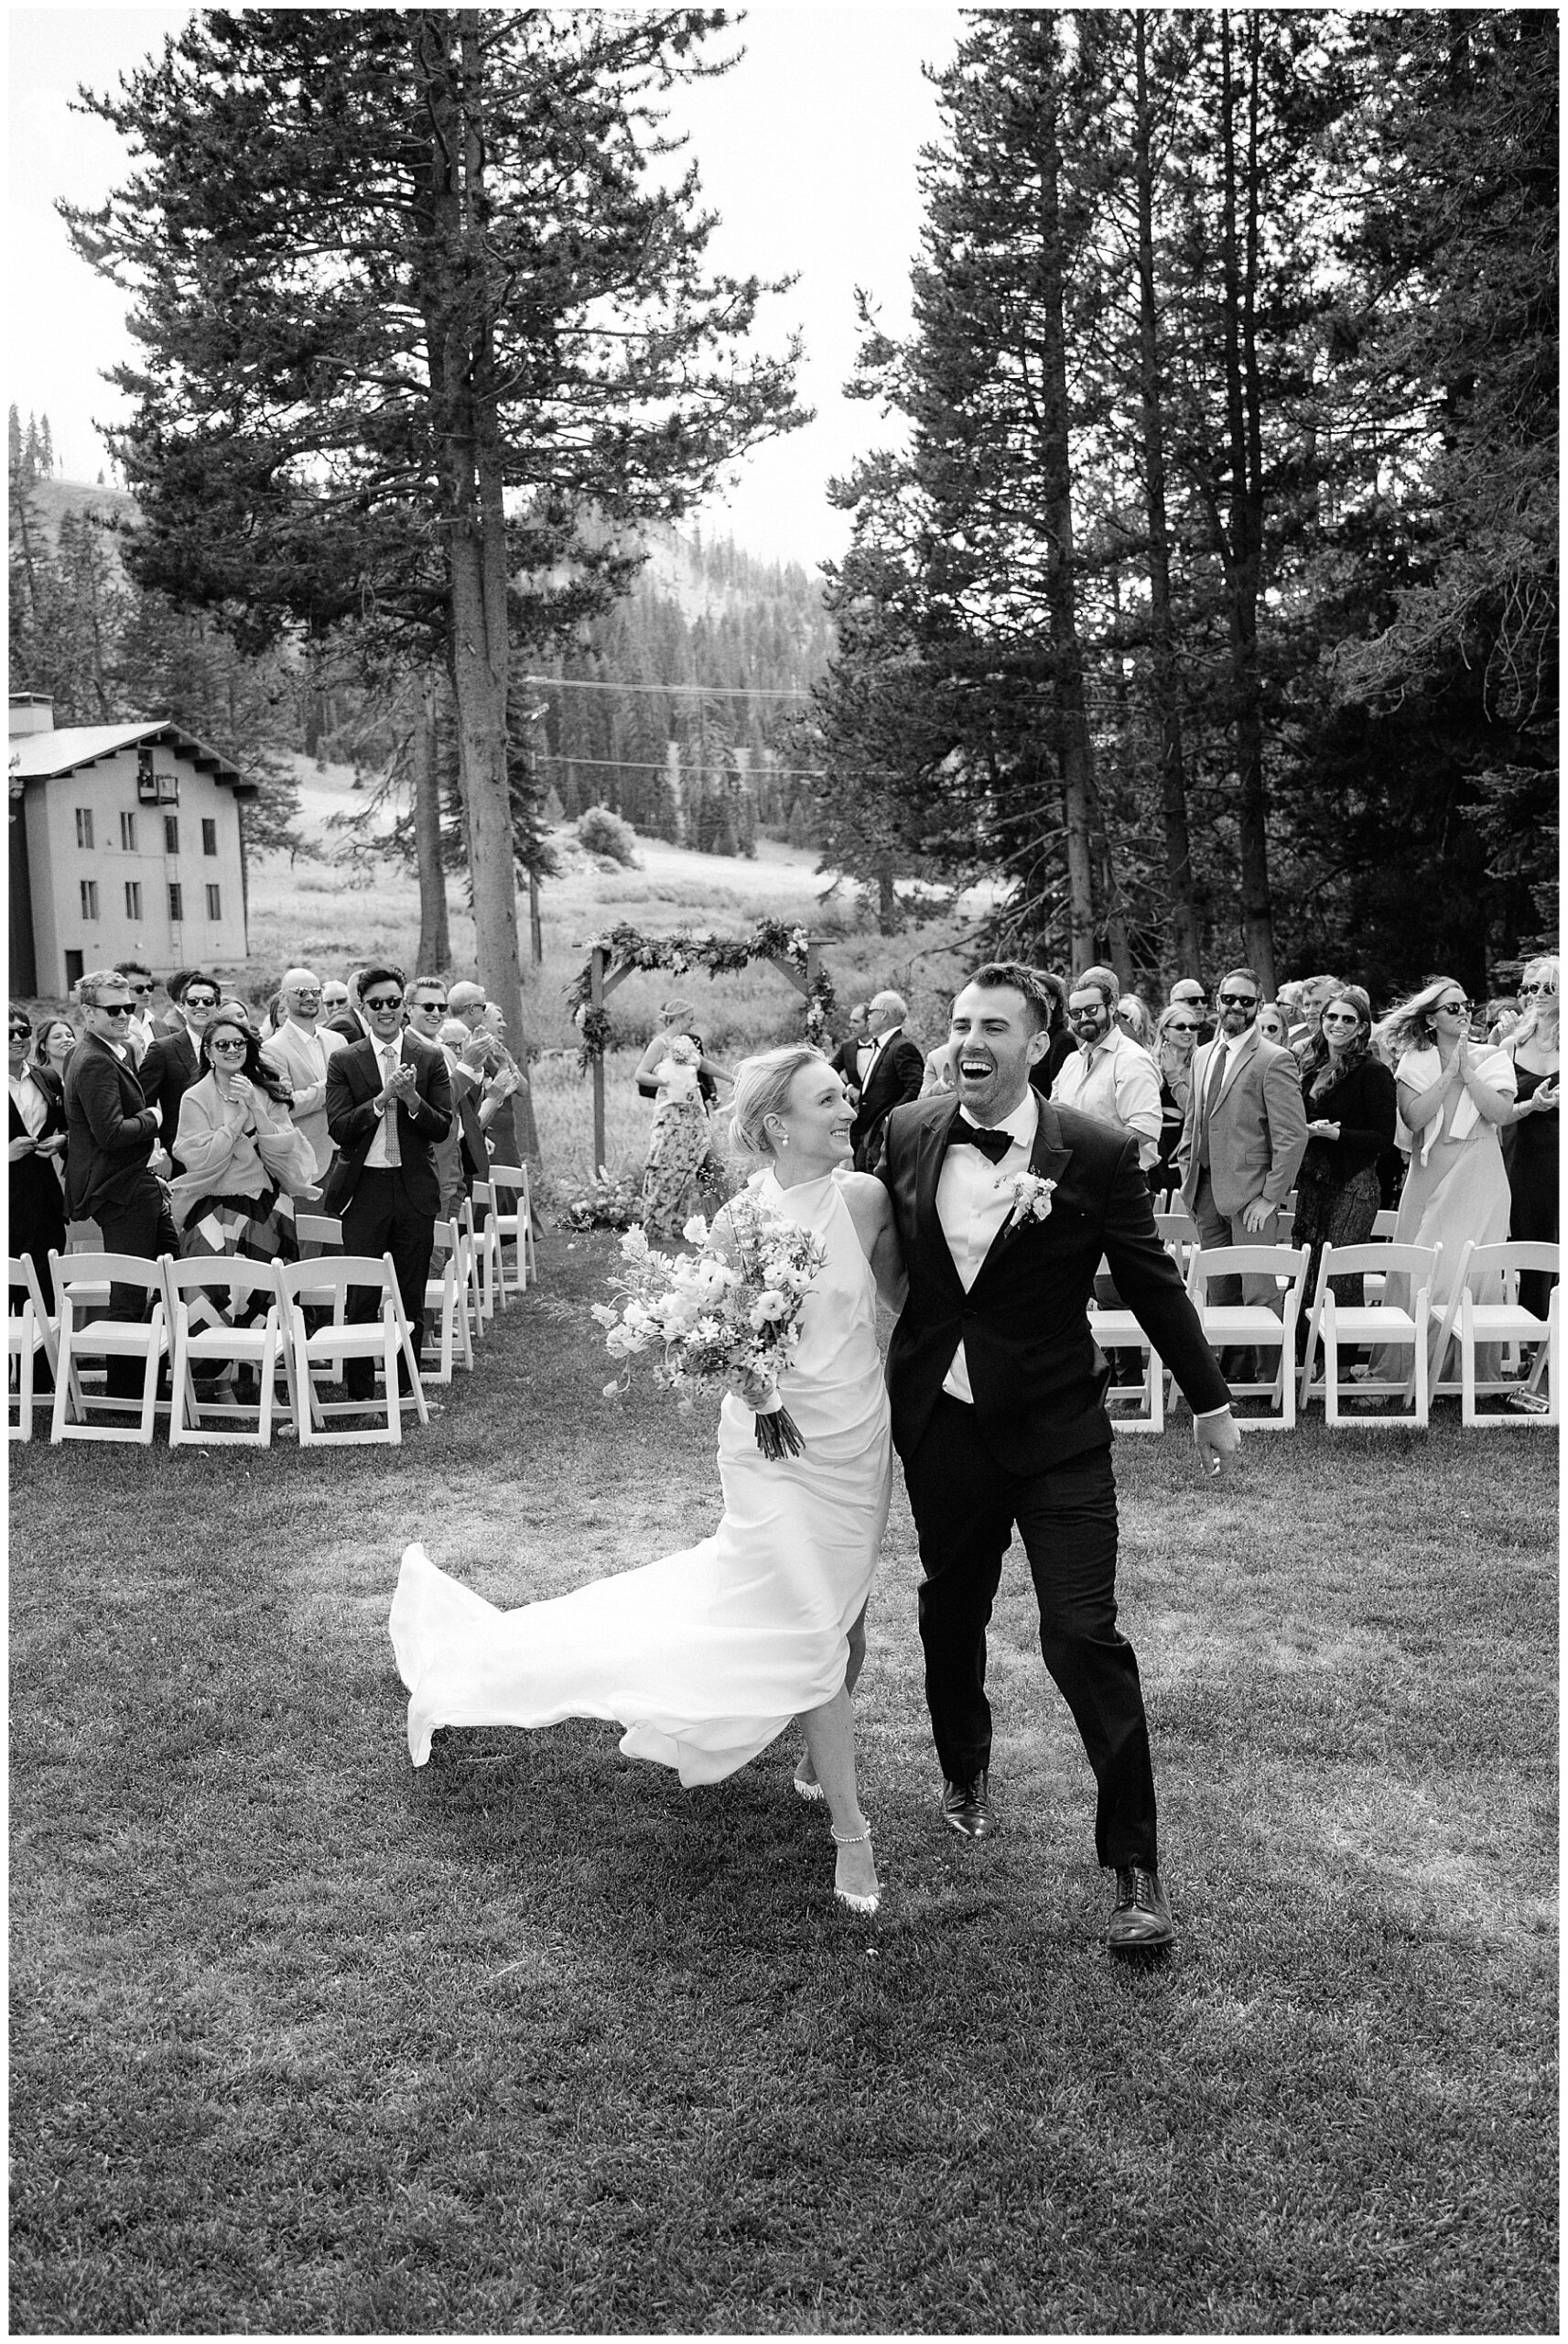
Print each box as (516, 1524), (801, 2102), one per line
(633, 993), (731, 1240)
(393, 1044), (904, 1915)
(1498, 955), (1559, 1335)
(1151, 1000), (1201, 1200)
(1369, 976), (1516, 1384)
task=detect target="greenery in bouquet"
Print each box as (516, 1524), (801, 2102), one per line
(552, 1166), (644, 1232)
(593, 1197), (827, 1458)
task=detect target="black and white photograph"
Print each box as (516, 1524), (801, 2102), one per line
(8, 4), (1557, 2332)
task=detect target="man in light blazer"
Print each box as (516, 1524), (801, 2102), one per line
(323, 963), (453, 1399)
(263, 966), (347, 1179)
(1177, 964), (1308, 1351)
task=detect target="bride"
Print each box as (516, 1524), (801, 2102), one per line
(390, 1044), (904, 1914)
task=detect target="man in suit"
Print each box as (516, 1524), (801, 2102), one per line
(851, 991), (925, 1169)
(323, 963), (453, 1400)
(113, 960), (159, 1064)
(262, 966), (347, 1179)
(138, 971), (221, 1156)
(323, 971), (372, 1044)
(830, 1003), (871, 1097)
(403, 977), (491, 1221)
(1176, 964), (1309, 1367)
(878, 961), (1238, 1950)
(63, 969), (178, 1397)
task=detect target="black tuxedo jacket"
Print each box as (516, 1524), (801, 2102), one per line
(62, 1034), (161, 1223)
(879, 1091), (1229, 1473)
(137, 1026), (202, 1154)
(322, 1032), (453, 1220)
(852, 1031), (926, 1168)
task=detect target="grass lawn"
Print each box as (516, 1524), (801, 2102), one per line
(10, 1234), (1558, 2333)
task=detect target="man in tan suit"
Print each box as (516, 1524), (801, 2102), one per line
(1177, 965), (1308, 1360)
(262, 967), (348, 1178)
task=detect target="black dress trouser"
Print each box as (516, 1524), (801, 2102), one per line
(94, 1181), (179, 1397)
(340, 1167), (434, 1397)
(903, 1393), (1158, 1871)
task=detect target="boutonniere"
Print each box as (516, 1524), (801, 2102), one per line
(994, 1168), (1057, 1236)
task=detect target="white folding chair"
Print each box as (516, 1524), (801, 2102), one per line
(164, 1258), (288, 1448)
(8, 1255), (59, 1441)
(1185, 1244), (1308, 1428)
(1153, 1208), (1199, 1278)
(422, 1218), (474, 1384)
(1298, 1243), (1439, 1427)
(276, 1253), (428, 1445)
(470, 1181), (503, 1323)
(451, 1199), (487, 1350)
(296, 1210), (344, 1256)
(484, 1162), (537, 1299)
(1087, 1282), (1165, 1433)
(1432, 1240), (1560, 1426)
(49, 1251), (170, 1444)
(1371, 1208), (1399, 1238)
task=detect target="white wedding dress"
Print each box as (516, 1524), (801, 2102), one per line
(390, 1167), (892, 1785)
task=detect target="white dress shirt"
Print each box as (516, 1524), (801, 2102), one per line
(935, 1089), (1041, 1404)
(364, 1032), (406, 1169)
(9, 1067), (50, 1137)
(1053, 1026), (1162, 1169)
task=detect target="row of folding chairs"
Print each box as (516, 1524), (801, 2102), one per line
(1092, 1218), (1558, 1433)
(8, 1160), (537, 1449)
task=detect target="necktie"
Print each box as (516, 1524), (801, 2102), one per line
(948, 1118), (1011, 1164)
(381, 1047), (402, 1166)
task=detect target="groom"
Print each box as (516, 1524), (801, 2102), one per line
(877, 962), (1239, 1950)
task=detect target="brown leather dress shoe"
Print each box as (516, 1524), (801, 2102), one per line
(941, 1772), (994, 1839)
(1107, 1864), (1173, 1950)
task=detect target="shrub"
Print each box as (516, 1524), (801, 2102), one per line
(576, 806), (639, 866)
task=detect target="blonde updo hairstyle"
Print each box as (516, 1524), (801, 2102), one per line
(729, 1044), (830, 1165)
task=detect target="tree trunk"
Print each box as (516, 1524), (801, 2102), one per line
(412, 667), (449, 972)
(1220, 12), (1276, 994)
(1033, 28), (1102, 975)
(1134, 12), (1203, 981)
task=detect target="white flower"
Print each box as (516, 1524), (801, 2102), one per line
(601, 1379), (622, 1398)
(589, 1303), (618, 1328)
(622, 1300), (651, 1330)
(752, 1288), (788, 1323)
(682, 1213), (709, 1245)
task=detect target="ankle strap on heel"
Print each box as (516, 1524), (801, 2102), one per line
(831, 1823), (872, 1846)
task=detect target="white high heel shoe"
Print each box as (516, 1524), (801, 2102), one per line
(793, 1755), (825, 1803)
(831, 1822), (880, 1915)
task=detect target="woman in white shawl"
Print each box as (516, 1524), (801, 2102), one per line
(1369, 977), (1516, 1383)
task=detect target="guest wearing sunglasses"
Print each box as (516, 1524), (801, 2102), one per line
(168, 1015), (319, 1262)
(1152, 1002), (1202, 1202)
(1292, 985), (1397, 1342)
(1256, 1003), (1289, 1046)
(1499, 957), (1560, 1336)
(112, 960), (159, 1063)
(9, 1010), (69, 1354)
(323, 965), (454, 1401)
(139, 971), (222, 1156)
(1369, 978), (1516, 1386)
(62, 971), (176, 1395)
(261, 966), (349, 1179)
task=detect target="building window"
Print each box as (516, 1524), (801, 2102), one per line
(75, 808), (94, 850)
(206, 884), (222, 920)
(164, 815), (179, 854)
(120, 811), (138, 852)
(80, 880), (99, 920)
(124, 881), (143, 920)
(201, 819), (218, 856)
(168, 883), (184, 923)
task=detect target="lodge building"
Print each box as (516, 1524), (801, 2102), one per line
(8, 695), (254, 997)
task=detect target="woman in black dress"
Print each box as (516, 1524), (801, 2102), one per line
(8, 1009), (69, 1341)
(1500, 955), (1559, 1326)
(1292, 983), (1397, 1334)
(1151, 1001), (1202, 1202)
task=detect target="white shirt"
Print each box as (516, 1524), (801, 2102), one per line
(364, 1032), (406, 1169)
(862, 1024), (903, 1077)
(935, 1090), (1041, 1404)
(9, 1067), (50, 1138)
(1053, 1026), (1162, 1169)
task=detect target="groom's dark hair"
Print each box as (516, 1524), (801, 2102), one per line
(967, 961), (1054, 1036)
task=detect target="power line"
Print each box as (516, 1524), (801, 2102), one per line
(516, 672), (816, 701)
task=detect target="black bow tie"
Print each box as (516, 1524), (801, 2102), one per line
(947, 1118), (1012, 1164)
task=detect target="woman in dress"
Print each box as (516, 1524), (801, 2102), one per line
(1292, 984), (1397, 1344)
(634, 994), (732, 1243)
(8, 1010), (69, 1337)
(1369, 977), (1516, 1384)
(1151, 1001), (1201, 1202)
(392, 1044), (903, 1914)
(1498, 956), (1559, 1330)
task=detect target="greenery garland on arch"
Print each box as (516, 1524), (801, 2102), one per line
(567, 919), (838, 1070)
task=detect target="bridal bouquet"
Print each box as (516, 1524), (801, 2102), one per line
(654, 1033), (702, 1101)
(593, 1194), (827, 1458)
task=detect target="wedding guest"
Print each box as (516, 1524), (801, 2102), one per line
(921, 1038), (958, 1098)
(324, 971), (371, 1042)
(138, 971), (221, 1153)
(1292, 984), (1397, 1341)
(1029, 971), (1077, 1095)
(33, 1016), (78, 1081)
(1256, 1002), (1289, 1046)
(634, 997), (730, 1241)
(169, 1013), (319, 1264)
(433, 1014), (497, 1210)
(1152, 1001), (1202, 1200)
(262, 966), (348, 1179)
(1486, 996), (1522, 1045)
(832, 1003), (871, 1100)
(113, 960), (159, 1063)
(1290, 975), (1340, 1058)
(1499, 956), (1559, 1330)
(62, 970), (175, 1398)
(849, 992), (925, 1170)
(1369, 977), (1516, 1386)
(1054, 968), (1162, 1172)
(1113, 993), (1155, 1049)
(1167, 976), (1214, 1045)
(9, 1010), (68, 1349)
(319, 978), (352, 1023)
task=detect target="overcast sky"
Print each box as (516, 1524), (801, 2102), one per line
(7, 4), (963, 572)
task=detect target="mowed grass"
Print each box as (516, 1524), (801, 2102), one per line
(10, 1236), (1558, 2334)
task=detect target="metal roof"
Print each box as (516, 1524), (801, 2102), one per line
(6, 717), (254, 794)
